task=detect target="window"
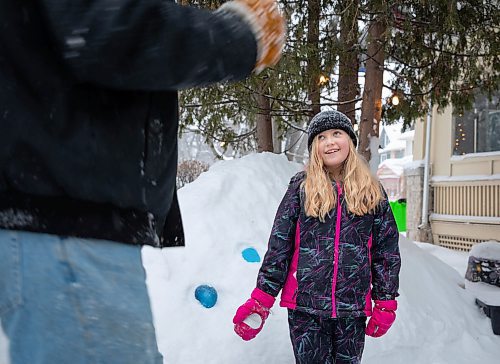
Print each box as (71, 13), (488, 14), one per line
(453, 91), (500, 155)
(380, 130), (389, 149)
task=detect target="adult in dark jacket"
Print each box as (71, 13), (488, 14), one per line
(0, 0), (285, 363)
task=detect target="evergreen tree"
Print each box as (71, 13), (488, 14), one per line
(378, 0), (499, 125)
(178, 0), (499, 162)
(178, 0), (341, 160)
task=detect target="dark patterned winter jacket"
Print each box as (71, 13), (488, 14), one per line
(257, 171), (401, 318)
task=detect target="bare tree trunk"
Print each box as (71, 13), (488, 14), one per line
(284, 119), (308, 163)
(272, 118), (282, 153)
(359, 18), (386, 167)
(337, 0), (360, 124)
(285, 128), (302, 162)
(307, 0), (321, 116)
(255, 91), (274, 153)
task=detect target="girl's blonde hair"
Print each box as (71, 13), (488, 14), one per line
(304, 137), (383, 221)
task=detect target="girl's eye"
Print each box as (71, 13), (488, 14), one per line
(318, 135), (325, 140)
(334, 131), (341, 136)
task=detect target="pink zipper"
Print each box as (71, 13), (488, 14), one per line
(331, 182), (342, 318)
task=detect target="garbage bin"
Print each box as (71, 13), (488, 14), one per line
(464, 240), (500, 335)
(389, 199), (406, 232)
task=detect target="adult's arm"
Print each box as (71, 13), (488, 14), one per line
(37, 0), (257, 90)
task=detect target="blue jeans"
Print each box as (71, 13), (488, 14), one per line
(0, 229), (163, 364)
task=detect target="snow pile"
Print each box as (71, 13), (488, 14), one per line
(464, 240), (500, 306)
(469, 240), (500, 260)
(415, 241), (469, 277)
(143, 153), (302, 364)
(142, 152), (499, 364)
(366, 237), (497, 364)
(2, 153), (499, 363)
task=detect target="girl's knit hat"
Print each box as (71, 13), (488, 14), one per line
(307, 110), (357, 150)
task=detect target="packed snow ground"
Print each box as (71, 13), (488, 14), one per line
(414, 241), (470, 278)
(1, 153), (499, 363)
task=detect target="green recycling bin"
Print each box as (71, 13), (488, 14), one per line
(389, 200), (406, 232)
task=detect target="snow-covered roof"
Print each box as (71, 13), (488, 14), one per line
(377, 155), (413, 176)
(381, 122), (404, 142)
(379, 139), (405, 153)
(399, 130), (415, 140)
(405, 159), (424, 170)
(379, 122), (413, 153)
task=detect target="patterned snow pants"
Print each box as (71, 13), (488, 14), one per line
(288, 309), (366, 364)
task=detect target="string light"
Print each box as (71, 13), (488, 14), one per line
(455, 116), (468, 154)
(318, 74), (329, 86)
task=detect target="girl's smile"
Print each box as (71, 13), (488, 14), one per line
(317, 129), (350, 174)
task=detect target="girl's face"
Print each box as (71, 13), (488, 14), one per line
(316, 129), (350, 174)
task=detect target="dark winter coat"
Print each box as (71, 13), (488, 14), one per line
(0, 0), (257, 247)
(257, 172), (401, 318)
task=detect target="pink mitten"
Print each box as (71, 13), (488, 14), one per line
(365, 299), (397, 337)
(233, 288), (275, 341)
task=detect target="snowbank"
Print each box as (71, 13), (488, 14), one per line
(142, 153), (500, 363)
(2, 153), (498, 363)
(143, 153), (302, 364)
(415, 241), (469, 277)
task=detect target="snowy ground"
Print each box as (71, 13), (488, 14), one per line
(1, 153), (499, 363)
(414, 241), (470, 278)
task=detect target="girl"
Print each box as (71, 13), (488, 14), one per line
(233, 110), (401, 364)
